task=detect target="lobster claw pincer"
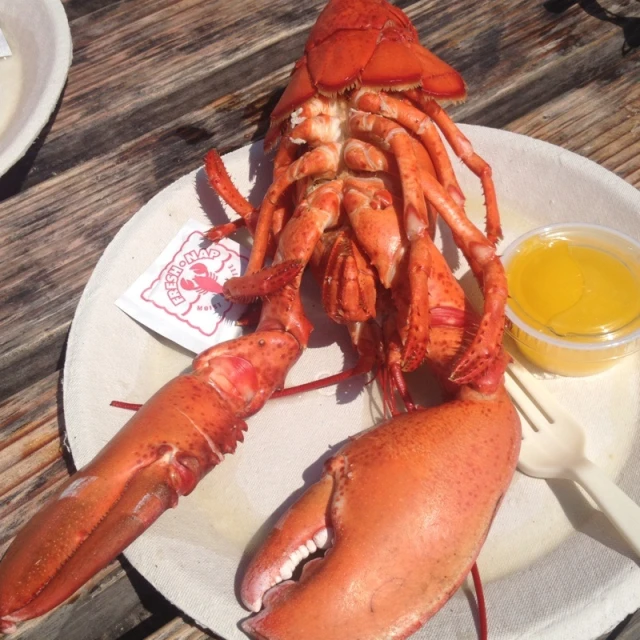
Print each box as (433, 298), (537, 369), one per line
(241, 386), (521, 640)
(0, 375), (243, 632)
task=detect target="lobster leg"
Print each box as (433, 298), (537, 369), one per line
(204, 149), (255, 220)
(406, 91), (501, 244)
(227, 179), (345, 314)
(353, 89), (465, 208)
(269, 137), (303, 240)
(343, 139), (393, 174)
(343, 139), (438, 236)
(247, 144), (341, 274)
(342, 176), (405, 289)
(349, 109), (506, 381)
(349, 111), (438, 370)
(203, 149), (260, 243)
(354, 89), (499, 261)
(223, 260), (303, 303)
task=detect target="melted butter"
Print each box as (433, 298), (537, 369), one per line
(507, 238), (640, 339)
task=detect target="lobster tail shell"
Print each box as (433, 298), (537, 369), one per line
(269, 0), (466, 134)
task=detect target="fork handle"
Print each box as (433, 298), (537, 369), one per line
(570, 459), (640, 558)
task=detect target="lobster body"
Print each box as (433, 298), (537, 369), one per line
(0, 0), (519, 637)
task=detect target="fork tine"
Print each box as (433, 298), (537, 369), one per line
(504, 371), (551, 434)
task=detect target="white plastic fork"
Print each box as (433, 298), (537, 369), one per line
(505, 358), (640, 558)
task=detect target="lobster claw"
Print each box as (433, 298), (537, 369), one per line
(0, 374), (244, 632)
(241, 386), (521, 640)
(0, 331), (301, 632)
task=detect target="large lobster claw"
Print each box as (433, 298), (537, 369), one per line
(241, 386), (520, 640)
(0, 331), (301, 632)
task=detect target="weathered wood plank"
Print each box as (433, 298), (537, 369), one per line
(0, 373), (68, 549)
(7, 561), (162, 640)
(505, 62), (640, 182)
(0, 370), (60, 449)
(61, 0), (126, 22)
(145, 617), (215, 640)
(6, 0), (633, 192)
(14, 0), (325, 190)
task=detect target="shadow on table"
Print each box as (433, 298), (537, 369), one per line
(116, 556), (181, 640)
(544, 0), (640, 53)
(0, 85), (66, 203)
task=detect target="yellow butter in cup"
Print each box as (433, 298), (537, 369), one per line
(502, 224), (640, 376)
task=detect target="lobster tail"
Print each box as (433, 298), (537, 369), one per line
(268, 0), (465, 139)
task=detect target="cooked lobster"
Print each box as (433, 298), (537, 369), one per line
(0, 0), (520, 637)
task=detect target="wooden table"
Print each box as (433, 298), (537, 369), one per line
(0, 0), (638, 638)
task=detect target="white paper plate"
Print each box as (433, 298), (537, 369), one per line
(0, 0), (72, 177)
(64, 127), (640, 640)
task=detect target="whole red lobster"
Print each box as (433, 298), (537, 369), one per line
(0, 1), (520, 638)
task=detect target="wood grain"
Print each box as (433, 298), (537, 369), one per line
(147, 618), (216, 640)
(146, 618), (215, 640)
(0, 0), (638, 638)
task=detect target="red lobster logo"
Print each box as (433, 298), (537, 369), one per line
(180, 263), (224, 295)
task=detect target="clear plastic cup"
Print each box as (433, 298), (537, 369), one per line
(502, 223), (640, 376)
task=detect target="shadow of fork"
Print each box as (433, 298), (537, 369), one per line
(547, 477), (640, 565)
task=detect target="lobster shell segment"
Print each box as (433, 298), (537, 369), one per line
(241, 386), (521, 640)
(269, 0), (466, 130)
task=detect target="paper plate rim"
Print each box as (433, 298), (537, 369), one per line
(0, 0), (73, 177)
